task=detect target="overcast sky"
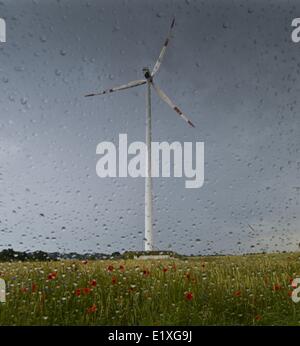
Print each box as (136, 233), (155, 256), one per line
(0, 0), (299, 255)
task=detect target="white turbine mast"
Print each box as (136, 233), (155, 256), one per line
(85, 17), (195, 252)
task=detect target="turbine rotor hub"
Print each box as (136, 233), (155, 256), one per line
(142, 67), (152, 81)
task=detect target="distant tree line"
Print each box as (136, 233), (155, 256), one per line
(0, 249), (183, 262)
(0, 248), (113, 262)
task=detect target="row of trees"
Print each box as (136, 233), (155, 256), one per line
(0, 248), (114, 262)
(0, 249), (181, 262)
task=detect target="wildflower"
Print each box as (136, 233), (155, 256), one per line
(47, 272), (57, 280)
(107, 265), (114, 272)
(143, 269), (150, 277)
(163, 267), (168, 273)
(185, 291), (193, 301)
(86, 304), (97, 314)
(234, 290), (241, 297)
(89, 279), (97, 287)
(20, 287), (28, 293)
(31, 283), (37, 293)
(82, 260), (88, 265)
(119, 265), (125, 272)
(255, 314), (262, 321)
(185, 273), (191, 280)
(82, 287), (91, 295)
(272, 284), (281, 291)
(75, 288), (81, 297)
(111, 276), (117, 285)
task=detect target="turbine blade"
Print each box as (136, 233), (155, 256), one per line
(85, 79), (146, 97)
(151, 81), (195, 128)
(151, 17), (175, 77)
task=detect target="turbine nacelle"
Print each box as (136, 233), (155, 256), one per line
(142, 67), (152, 81)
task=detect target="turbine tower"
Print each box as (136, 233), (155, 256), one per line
(85, 18), (195, 252)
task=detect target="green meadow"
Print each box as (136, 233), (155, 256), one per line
(0, 252), (300, 325)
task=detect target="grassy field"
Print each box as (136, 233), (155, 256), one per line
(0, 252), (300, 326)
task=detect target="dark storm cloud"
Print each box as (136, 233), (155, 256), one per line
(0, 0), (299, 254)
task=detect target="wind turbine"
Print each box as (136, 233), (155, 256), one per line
(85, 18), (195, 252)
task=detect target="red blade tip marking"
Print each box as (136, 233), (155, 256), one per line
(188, 120), (195, 128)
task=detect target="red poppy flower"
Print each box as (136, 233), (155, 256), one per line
(185, 291), (193, 301)
(20, 287), (28, 293)
(107, 265), (114, 272)
(82, 287), (91, 295)
(119, 265), (125, 272)
(163, 267), (168, 273)
(111, 276), (117, 285)
(82, 260), (88, 265)
(89, 279), (97, 287)
(255, 315), (261, 321)
(272, 284), (281, 291)
(75, 288), (81, 297)
(31, 283), (37, 293)
(234, 290), (241, 297)
(86, 304), (97, 314)
(47, 272), (57, 280)
(185, 273), (191, 280)
(143, 269), (150, 276)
